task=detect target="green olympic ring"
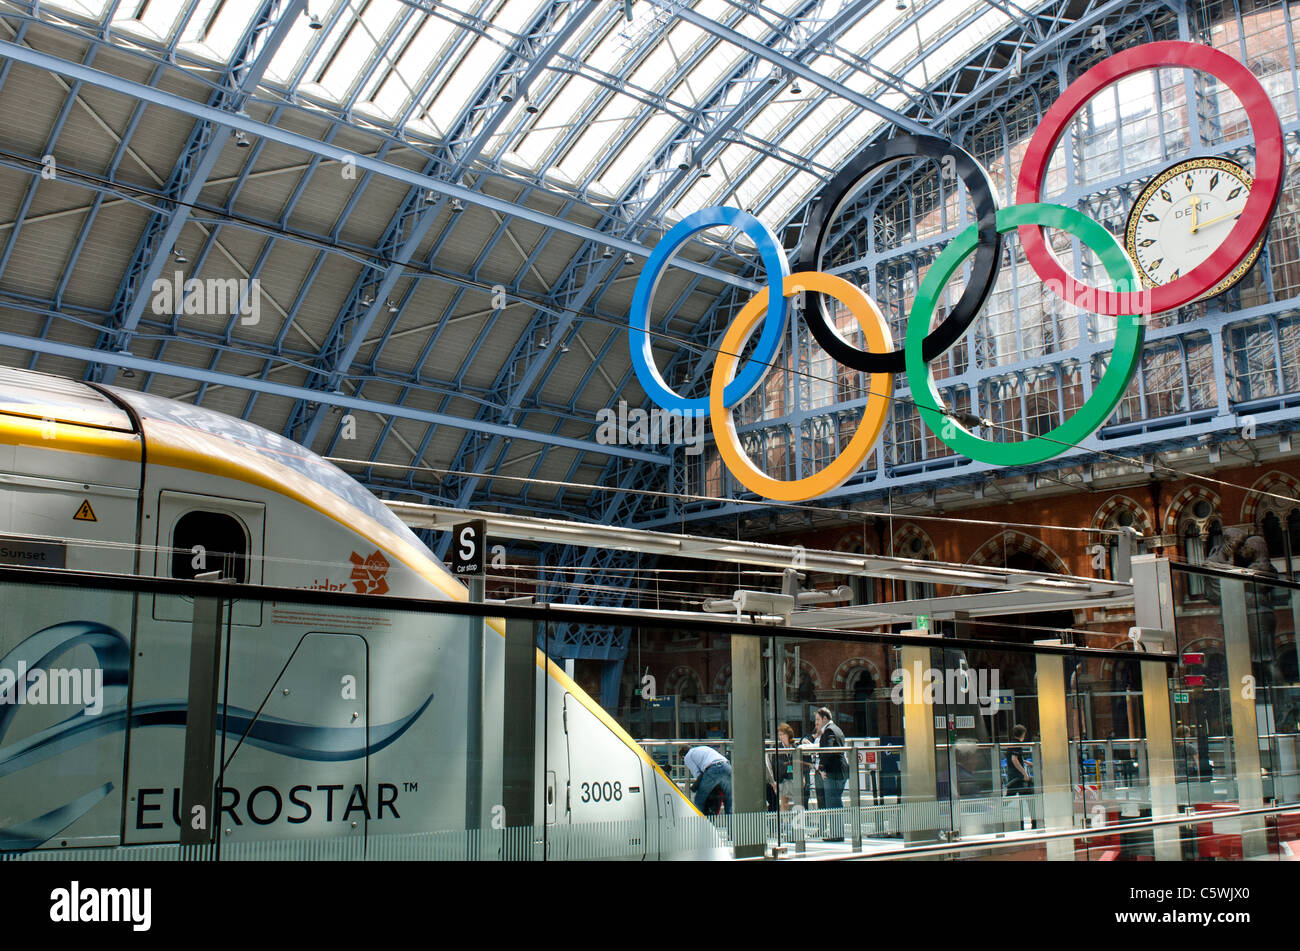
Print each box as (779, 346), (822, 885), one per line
(905, 203), (1144, 467)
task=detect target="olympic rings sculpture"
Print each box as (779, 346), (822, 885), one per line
(626, 41), (1284, 502)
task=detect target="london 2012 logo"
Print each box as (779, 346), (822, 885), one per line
(626, 42), (1283, 502)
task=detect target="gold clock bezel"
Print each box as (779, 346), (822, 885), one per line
(1123, 156), (1261, 300)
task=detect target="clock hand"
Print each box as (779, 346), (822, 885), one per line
(1187, 195), (1199, 233)
(1192, 208), (1242, 233)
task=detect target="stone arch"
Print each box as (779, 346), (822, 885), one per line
(782, 656), (822, 693)
(664, 665), (703, 699)
(891, 523), (936, 560)
(1091, 495), (1154, 536)
(832, 656), (882, 691)
(1164, 486), (1223, 536)
(711, 663), (731, 695)
(965, 530), (1069, 575)
(834, 529), (876, 556)
(1241, 470), (1300, 527)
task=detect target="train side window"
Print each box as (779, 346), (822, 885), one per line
(171, 510), (249, 583)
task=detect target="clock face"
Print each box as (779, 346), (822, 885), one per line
(1124, 157), (1262, 298)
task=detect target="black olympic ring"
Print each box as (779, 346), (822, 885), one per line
(797, 134), (1003, 374)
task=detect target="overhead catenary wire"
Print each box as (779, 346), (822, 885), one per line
(330, 455), (1185, 538)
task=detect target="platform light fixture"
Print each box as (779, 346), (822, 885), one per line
(233, 130), (251, 148)
(172, 246), (186, 264)
(790, 79), (802, 95)
(387, 299), (399, 313)
(450, 198), (465, 212)
(624, 251), (634, 265)
(306, 10), (323, 29)
(602, 246), (614, 259)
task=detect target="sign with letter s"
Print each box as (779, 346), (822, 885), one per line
(450, 519), (487, 577)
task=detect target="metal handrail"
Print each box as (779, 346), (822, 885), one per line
(783, 802), (1300, 862)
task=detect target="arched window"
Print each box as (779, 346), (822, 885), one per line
(1255, 502), (1300, 577)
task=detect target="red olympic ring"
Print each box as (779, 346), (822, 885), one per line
(1016, 41), (1284, 315)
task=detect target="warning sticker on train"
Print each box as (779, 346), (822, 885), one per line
(72, 499), (97, 522)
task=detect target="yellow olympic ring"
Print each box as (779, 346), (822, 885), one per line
(710, 272), (894, 502)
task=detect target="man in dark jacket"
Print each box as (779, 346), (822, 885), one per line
(815, 707), (848, 841)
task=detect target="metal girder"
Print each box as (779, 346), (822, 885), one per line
(0, 328), (668, 463)
(600, 0), (837, 225)
(436, 1), (868, 512)
(286, 0), (604, 448)
(0, 37), (757, 292)
(94, 0), (306, 386)
(664, 0), (932, 136)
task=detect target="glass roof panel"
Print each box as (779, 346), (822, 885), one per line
(558, 91), (647, 182)
(919, 6), (1013, 78)
(765, 169), (819, 224)
(265, 5), (331, 85)
(111, 0), (187, 44)
(733, 154), (789, 211)
(835, 6), (907, 52)
(422, 35), (502, 130)
(875, 29), (921, 77)
(367, 15), (444, 117)
(514, 75), (599, 166)
(490, 0), (552, 35)
(311, 0), (403, 102)
(42, 0), (113, 19)
(178, 0), (263, 64)
(579, 21), (639, 78)
(627, 26), (689, 96)
(42, 0), (1031, 251)
(599, 112), (679, 195)
(670, 35), (745, 105)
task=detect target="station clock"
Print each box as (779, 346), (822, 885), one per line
(1124, 156), (1262, 298)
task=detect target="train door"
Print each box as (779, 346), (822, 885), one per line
(543, 679), (569, 861)
(562, 694), (647, 859)
(151, 490), (264, 626)
(216, 632), (370, 852)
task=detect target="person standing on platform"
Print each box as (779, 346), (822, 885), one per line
(1004, 724), (1033, 795)
(775, 723), (797, 812)
(815, 707), (848, 841)
(683, 745), (733, 815)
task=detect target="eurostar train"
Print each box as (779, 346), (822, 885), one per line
(0, 365), (712, 859)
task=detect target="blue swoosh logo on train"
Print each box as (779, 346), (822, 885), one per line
(0, 621), (434, 851)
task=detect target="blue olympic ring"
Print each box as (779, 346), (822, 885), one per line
(628, 206), (790, 413)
